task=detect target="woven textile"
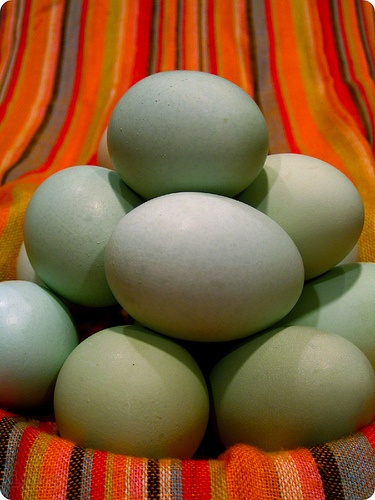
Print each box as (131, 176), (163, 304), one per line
(0, 0), (375, 498)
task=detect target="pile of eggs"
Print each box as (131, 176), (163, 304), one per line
(2, 71), (375, 458)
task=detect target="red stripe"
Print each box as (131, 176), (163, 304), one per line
(207, 0), (217, 74)
(181, 460), (211, 499)
(316, 0), (366, 136)
(90, 450), (108, 499)
(9, 425), (39, 500)
(361, 422), (375, 452)
(0, 0), (31, 120)
(131, 0), (154, 85)
(36, 0), (89, 173)
(264, 0), (299, 153)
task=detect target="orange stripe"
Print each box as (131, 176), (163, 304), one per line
(292, 1), (375, 190)
(213, 0), (253, 94)
(159, 0), (178, 71)
(222, 444), (283, 499)
(182, 0), (200, 70)
(36, 435), (72, 499)
(0, 0), (62, 180)
(108, 454), (130, 499)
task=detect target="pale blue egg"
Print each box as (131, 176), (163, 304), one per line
(0, 280), (79, 410)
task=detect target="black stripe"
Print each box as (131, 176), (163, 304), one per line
(310, 444), (345, 500)
(66, 445), (86, 499)
(355, 0), (375, 80)
(0, 417), (19, 486)
(147, 458), (160, 499)
(197, 0), (204, 72)
(147, 0), (159, 76)
(176, 0), (183, 70)
(246, 0), (260, 106)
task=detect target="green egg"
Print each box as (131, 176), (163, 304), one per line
(54, 324), (209, 459)
(278, 262), (375, 369)
(210, 325), (375, 452)
(237, 154), (364, 279)
(107, 70), (269, 199)
(24, 166), (142, 307)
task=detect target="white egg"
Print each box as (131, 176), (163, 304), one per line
(237, 153), (364, 279)
(107, 70), (269, 199)
(54, 324), (209, 459)
(105, 192), (304, 342)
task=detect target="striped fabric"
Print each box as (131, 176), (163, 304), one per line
(0, 410), (375, 499)
(0, 0), (375, 498)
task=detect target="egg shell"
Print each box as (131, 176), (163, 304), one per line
(16, 242), (45, 286)
(210, 325), (375, 452)
(97, 127), (114, 169)
(0, 280), (79, 410)
(24, 166), (142, 307)
(338, 243), (359, 265)
(277, 262), (375, 369)
(105, 192), (305, 342)
(107, 70), (269, 199)
(237, 153), (364, 279)
(54, 324), (210, 459)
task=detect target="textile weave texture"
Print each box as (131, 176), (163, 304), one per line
(0, 0), (375, 498)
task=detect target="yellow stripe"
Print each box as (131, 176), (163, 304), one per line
(209, 459), (229, 500)
(22, 432), (54, 500)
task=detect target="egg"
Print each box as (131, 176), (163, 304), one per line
(277, 262), (375, 369)
(97, 127), (114, 169)
(338, 243), (359, 265)
(105, 192), (304, 342)
(210, 325), (375, 452)
(54, 324), (209, 459)
(237, 153), (364, 279)
(107, 70), (269, 199)
(24, 166), (142, 307)
(16, 241), (45, 286)
(0, 280), (79, 410)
